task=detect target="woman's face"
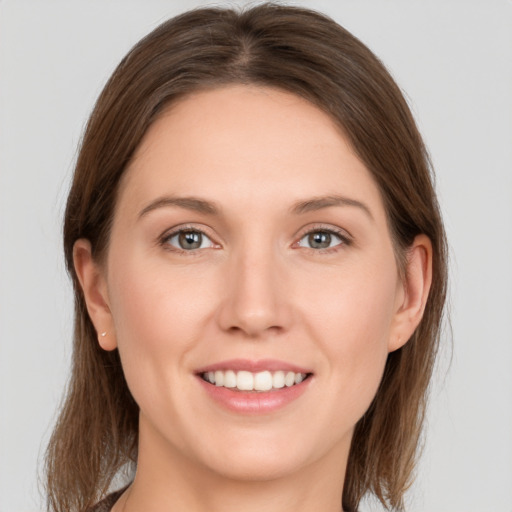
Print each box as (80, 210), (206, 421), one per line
(84, 85), (419, 482)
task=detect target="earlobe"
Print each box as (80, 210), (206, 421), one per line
(73, 239), (118, 351)
(388, 234), (433, 352)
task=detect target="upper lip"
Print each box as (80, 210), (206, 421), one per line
(195, 358), (312, 374)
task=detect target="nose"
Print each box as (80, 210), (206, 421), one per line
(216, 245), (292, 338)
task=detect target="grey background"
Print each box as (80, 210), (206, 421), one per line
(1, 1), (511, 510)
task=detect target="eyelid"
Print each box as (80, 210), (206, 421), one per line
(158, 224), (220, 252)
(298, 223), (352, 240)
(157, 223), (352, 253)
(294, 224), (353, 250)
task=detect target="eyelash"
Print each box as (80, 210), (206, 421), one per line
(295, 225), (352, 253)
(159, 225), (217, 255)
(159, 225), (352, 254)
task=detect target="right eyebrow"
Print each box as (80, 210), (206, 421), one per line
(290, 194), (374, 221)
(138, 196), (220, 219)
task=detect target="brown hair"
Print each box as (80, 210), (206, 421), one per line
(46, 3), (448, 511)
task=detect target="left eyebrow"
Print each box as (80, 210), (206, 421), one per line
(290, 194), (374, 221)
(138, 196), (220, 219)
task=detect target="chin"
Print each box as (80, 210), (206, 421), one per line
(203, 448), (310, 482)
(189, 425), (346, 483)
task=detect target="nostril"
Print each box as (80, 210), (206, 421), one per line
(215, 267), (293, 336)
(226, 324), (284, 338)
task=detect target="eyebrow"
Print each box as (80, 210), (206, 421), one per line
(290, 194), (373, 220)
(138, 194), (373, 220)
(138, 196), (219, 218)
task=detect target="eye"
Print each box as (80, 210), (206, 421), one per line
(163, 229), (215, 251)
(297, 229), (347, 250)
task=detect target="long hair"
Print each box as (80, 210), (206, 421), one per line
(46, 4), (448, 511)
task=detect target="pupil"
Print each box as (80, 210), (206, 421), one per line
(179, 231), (202, 249)
(309, 231), (331, 249)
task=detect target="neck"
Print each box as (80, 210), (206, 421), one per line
(118, 419), (350, 512)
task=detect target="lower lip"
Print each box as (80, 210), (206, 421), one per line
(196, 376), (312, 414)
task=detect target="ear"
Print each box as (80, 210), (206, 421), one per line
(388, 234), (433, 352)
(73, 239), (117, 351)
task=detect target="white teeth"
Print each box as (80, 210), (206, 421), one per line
(237, 371), (254, 391)
(285, 371), (295, 387)
(254, 371), (273, 391)
(202, 369), (308, 391)
(224, 370), (237, 388)
(214, 370), (224, 387)
(272, 370), (285, 389)
(295, 372), (305, 385)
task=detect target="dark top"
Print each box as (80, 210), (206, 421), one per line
(88, 486), (353, 511)
(87, 487), (125, 512)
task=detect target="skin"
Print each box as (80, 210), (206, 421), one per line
(74, 85), (432, 512)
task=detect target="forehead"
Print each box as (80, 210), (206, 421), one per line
(117, 85), (385, 221)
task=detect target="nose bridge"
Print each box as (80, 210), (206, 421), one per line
(218, 236), (290, 336)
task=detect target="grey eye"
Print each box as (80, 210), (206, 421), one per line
(298, 231), (343, 249)
(166, 230), (214, 250)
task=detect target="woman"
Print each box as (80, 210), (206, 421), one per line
(45, 3), (447, 512)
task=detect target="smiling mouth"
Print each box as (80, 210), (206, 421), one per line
(200, 370), (311, 392)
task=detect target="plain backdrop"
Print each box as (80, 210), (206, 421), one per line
(1, 1), (511, 511)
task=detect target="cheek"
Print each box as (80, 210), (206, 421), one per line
(302, 258), (398, 411)
(109, 246), (210, 334)
(106, 249), (218, 389)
